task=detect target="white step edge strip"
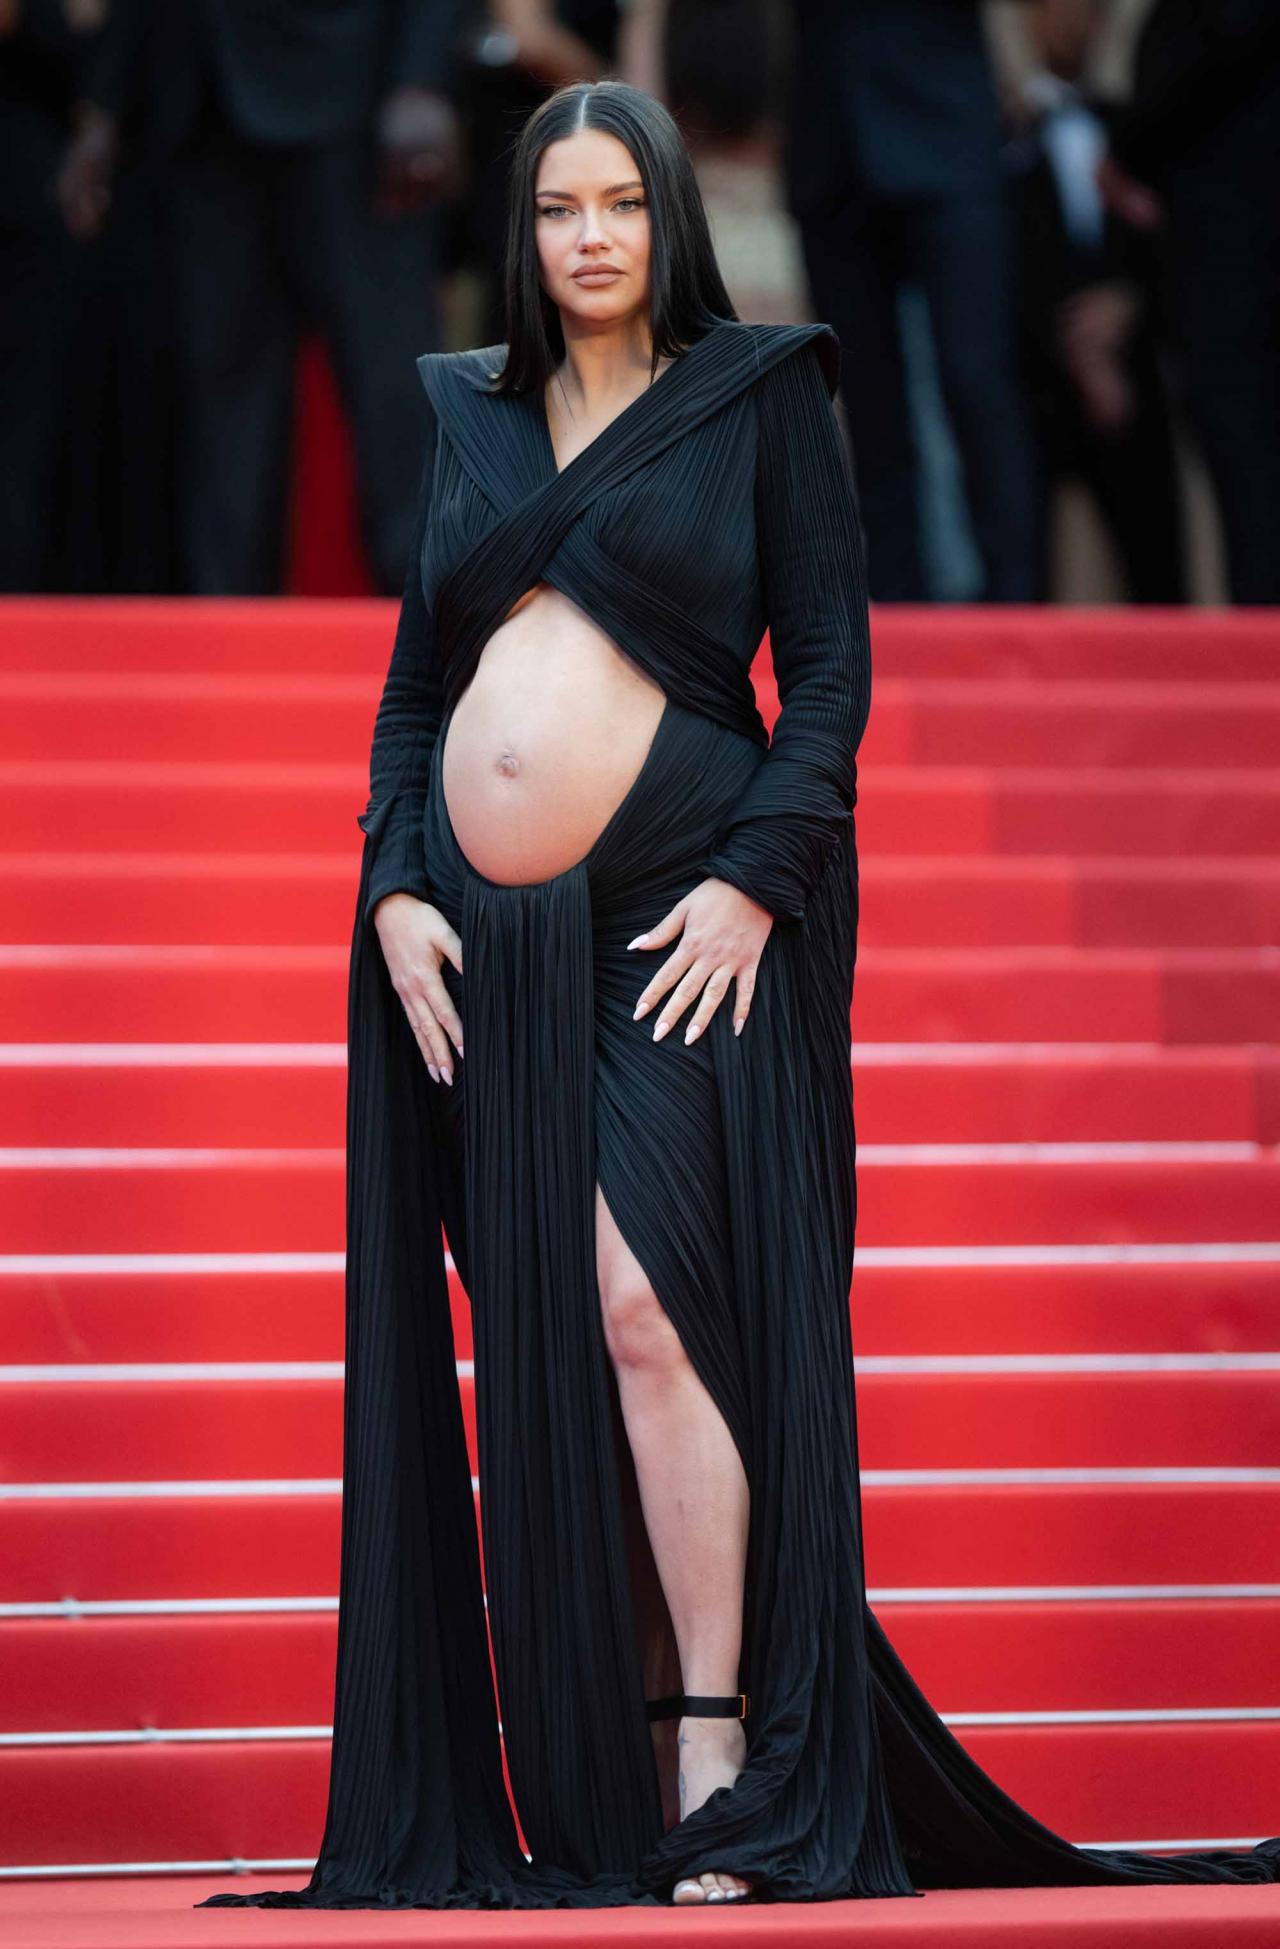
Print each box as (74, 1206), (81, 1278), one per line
(0, 1252), (350, 1274)
(6, 1583), (1280, 1620)
(57, 1346), (1239, 1397)
(5, 1466), (1280, 1501)
(6, 939), (1278, 964)
(948, 1707), (1280, 1726)
(866, 1467), (1280, 1485)
(0, 1361), (461, 1382)
(6, 1352), (1280, 1384)
(2, 1141), (1274, 1166)
(3, 1241), (1279, 1274)
(3, 1836), (1263, 1879)
(0, 1859), (321, 1880)
(0, 1038), (1265, 1066)
(860, 1242), (1280, 1265)
(869, 1583), (1280, 1603)
(2, 1465), (1278, 1504)
(7, 1705), (1280, 1751)
(0, 1045), (349, 1066)
(850, 1040), (1270, 1063)
(855, 1142), (1273, 1163)
(0, 1149), (348, 1168)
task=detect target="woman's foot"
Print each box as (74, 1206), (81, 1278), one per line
(670, 1713), (752, 1903)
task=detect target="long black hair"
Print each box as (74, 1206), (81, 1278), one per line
(485, 80), (739, 396)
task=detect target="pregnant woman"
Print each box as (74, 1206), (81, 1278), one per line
(199, 81), (1279, 1911)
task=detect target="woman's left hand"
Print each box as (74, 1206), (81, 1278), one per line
(628, 878), (773, 1044)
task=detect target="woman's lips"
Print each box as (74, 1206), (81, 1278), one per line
(572, 268), (622, 283)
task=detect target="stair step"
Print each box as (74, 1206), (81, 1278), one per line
(859, 950), (1280, 1043)
(2, 945), (1276, 1042)
(0, 762), (365, 853)
(6, 763), (1280, 858)
(884, 680), (1280, 769)
(4, 1601), (1278, 1730)
(6, 598), (1279, 681)
(4, 1367), (1278, 1476)
(866, 606), (1280, 683)
(0, 1722), (1275, 1869)
(4, 1045), (1278, 1146)
(5, 1256), (1279, 1363)
(6, 854), (1278, 949)
(3, 1147), (1277, 1251)
(5, 672), (1280, 768)
(0, 598), (392, 676)
(7, 1481), (1278, 1601)
(863, 769), (1280, 858)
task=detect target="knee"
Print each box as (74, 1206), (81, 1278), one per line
(598, 1257), (685, 1376)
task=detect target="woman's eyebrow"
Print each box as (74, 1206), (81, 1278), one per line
(535, 181), (645, 198)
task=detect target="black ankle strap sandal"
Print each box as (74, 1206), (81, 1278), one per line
(645, 1691), (750, 1722)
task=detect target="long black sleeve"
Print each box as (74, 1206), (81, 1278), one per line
(357, 406), (444, 926)
(702, 341), (871, 925)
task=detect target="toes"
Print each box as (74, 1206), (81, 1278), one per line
(671, 1869), (751, 1904)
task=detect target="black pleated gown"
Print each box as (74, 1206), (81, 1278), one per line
(198, 317), (1280, 1908)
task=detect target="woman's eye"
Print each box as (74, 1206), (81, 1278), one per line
(538, 200), (645, 218)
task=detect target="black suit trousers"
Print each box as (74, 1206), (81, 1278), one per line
(798, 185), (1040, 602)
(169, 115), (443, 595)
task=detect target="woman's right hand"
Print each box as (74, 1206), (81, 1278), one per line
(373, 893), (464, 1084)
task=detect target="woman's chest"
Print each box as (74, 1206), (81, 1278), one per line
(422, 397), (761, 633)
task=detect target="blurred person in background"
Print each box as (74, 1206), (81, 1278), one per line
(1098, 0), (1280, 605)
(0, 0), (174, 591)
(1007, 0), (1188, 603)
(780, 0), (1041, 602)
(1, 0), (89, 591)
(447, 0), (629, 347)
(72, 0), (469, 597)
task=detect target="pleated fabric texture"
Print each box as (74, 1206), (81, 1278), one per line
(197, 317), (1279, 1908)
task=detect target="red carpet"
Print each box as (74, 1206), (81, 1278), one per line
(1, 600), (1277, 1944)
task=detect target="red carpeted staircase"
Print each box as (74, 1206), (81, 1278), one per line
(0, 600), (1278, 1948)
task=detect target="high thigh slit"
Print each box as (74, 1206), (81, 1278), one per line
(197, 315), (1280, 1911)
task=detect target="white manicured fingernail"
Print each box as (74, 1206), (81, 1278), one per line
(684, 1023), (701, 1044)
(734, 1019), (744, 1037)
(428, 1063), (440, 1081)
(441, 1066), (453, 1086)
(633, 1000), (650, 1020)
(653, 1019), (670, 1042)
(627, 934), (648, 950)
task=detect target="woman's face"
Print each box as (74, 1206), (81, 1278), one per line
(533, 128), (652, 332)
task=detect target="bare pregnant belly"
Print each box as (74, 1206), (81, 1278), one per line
(440, 585), (668, 886)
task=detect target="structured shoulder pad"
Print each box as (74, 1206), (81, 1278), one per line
(415, 343), (508, 413)
(742, 320), (841, 402)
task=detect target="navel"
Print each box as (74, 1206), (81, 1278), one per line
(494, 748), (521, 779)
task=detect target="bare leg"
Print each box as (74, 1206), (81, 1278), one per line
(595, 1182), (752, 1903)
